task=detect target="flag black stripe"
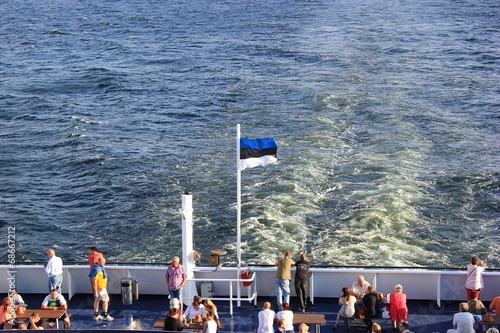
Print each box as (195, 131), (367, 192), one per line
(240, 147), (277, 160)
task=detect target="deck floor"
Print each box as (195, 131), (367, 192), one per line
(16, 293), (494, 333)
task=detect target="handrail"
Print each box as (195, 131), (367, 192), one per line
(2, 265), (498, 306)
(248, 264), (500, 272)
(3, 261), (498, 271)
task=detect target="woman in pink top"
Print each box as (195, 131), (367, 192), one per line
(0, 298), (12, 325)
(465, 256), (486, 300)
(388, 284), (408, 330)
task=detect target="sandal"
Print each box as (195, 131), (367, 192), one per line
(332, 324), (338, 330)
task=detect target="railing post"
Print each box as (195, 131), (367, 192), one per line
(254, 272), (258, 305)
(310, 272), (314, 305)
(237, 269), (241, 307)
(229, 281), (233, 316)
(437, 274), (441, 307)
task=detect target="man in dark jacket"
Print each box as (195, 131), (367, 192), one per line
(294, 253), (310, 312)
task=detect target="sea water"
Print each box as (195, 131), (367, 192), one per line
(0, 0), (498, 268)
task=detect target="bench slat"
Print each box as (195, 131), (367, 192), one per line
(154, 313), (325, 329)
(153, 318), (225, 329)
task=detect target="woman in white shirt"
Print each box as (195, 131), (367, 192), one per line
(276, 302), (294, 333)
(465, 256), (486, 301)
(333, 286), (356, 329)
(183, 295), (205, 319)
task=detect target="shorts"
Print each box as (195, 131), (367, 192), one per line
(95, 289), (110, 302)
(169, 288), (182, 304)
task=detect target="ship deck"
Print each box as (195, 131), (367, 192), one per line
(16, 293), (495, 333)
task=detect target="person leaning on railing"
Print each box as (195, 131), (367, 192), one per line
(465, 256), (486, 301)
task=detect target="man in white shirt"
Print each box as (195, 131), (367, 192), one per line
(44, 249), (63, 294)
(256, 302), (275, 333)
(351, 275), (370, 298)
(447, 303), (475, 333)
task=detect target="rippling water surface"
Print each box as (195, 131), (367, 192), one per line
(1, 0), (498, 268)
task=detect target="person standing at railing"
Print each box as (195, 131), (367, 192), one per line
(294, 253), (311, 312)
(43, 249), (63, 294)
(88, 246), (104, 270)
(465, 256), (486, 301)
(275, 251), (295, 311)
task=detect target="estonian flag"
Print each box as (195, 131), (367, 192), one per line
(239, 137), (278, 171)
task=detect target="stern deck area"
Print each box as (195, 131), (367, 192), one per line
(15, 293), (495, 333)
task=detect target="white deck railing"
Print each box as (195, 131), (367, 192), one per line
(1, 265), (498, 308)
(190, 268), (257, 315)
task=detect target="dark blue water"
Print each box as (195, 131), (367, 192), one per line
(1, 0), (498, 268)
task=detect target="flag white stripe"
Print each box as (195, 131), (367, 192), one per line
(239, 155), (277, 171)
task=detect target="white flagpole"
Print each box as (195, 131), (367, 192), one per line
(236, 124), (242, 268)
(236, 124), (242, 307)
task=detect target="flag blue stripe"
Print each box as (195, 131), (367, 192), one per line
(240, 138), (277, 150)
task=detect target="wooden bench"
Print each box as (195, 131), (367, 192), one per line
(153, 318), (224, 330)
(346, 317), (391, 332)
(293, 313), (326, 333)
(154, 314), (324, 332)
